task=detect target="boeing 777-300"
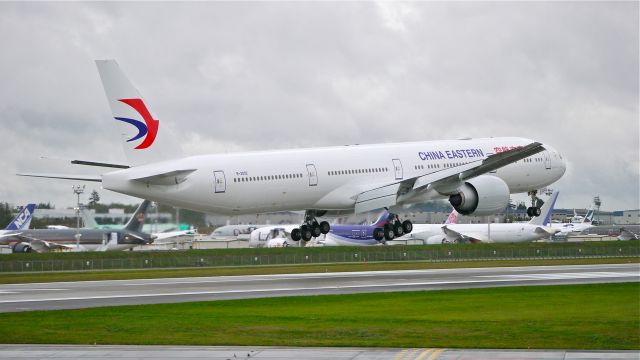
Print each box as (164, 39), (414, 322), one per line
(19, 60), (567, 242)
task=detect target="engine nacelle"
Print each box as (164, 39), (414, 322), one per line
(448, 175), (509, 216)
(12, 242), (33, 253)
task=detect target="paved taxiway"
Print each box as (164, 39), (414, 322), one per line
(0, 345), (638, 360)
(0, 263), (637, 312)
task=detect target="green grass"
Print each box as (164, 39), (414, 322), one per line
(0, 257), (637, 284)
(0, 283), (637, 349)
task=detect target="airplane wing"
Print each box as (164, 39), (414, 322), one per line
(441, 226), (487, 243)
(355, 142), (545, 213)
(9, 235), (75, 252)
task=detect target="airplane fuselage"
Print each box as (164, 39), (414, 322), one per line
(102, 137), (566, 215)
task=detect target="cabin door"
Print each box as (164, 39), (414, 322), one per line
(392, 159), (403, 180)
(213, 170), (226, 193)
(306, 164), (318, 186)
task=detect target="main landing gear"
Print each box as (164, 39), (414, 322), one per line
(373, 213), (413, 242)
(290, 210), (331, 242)
(526, 190), (544, 217)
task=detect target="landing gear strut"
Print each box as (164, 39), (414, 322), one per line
(290, 210), (330, 242)
(526, 190), (544, 217)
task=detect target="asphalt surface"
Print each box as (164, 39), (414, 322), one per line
(0, 263), (637, 312)
(0, 345), (638, 360)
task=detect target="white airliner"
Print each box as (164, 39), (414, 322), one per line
(19, 60), (567, 242)
(550, 208), (595, 235)
(404, 190), (560, 244)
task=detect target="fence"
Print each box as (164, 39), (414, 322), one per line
(0, 243), (637, 273)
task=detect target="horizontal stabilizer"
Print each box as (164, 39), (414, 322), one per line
(132, 169), (197, 186)
(16, 173), (102, 182)
(71, 160), (130, 169)
(535, 226), (560, 236)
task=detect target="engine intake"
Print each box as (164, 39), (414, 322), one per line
(448, 175), (510, 216)
(12, 242), (33, 253)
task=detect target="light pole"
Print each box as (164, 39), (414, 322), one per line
(72, 185), (85, 250)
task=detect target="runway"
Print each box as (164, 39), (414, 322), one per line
(0, 263), (637, 312)
(0, 345), (638, 360)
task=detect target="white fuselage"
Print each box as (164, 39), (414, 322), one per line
(102, 137), (565, 215)
(550, 222), (593, 235)
(406, 223), (558, 244)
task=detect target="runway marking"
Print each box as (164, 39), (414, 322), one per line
(415, 348), (434, 360)
(393, 349), (409, 360)
(426, 348), (444, 360)
(0, 271), (637, 305)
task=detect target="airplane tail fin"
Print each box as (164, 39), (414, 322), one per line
(371, 211), (391, 227)
(80, 207), (100, 229)
(444, 209), (458, 224)
(4, 204), (36, 230)
(528, 190), (559, 226)
(123, 200), (151, 233)
(582, 209), (595, 223)
(95, 60), (163, 166)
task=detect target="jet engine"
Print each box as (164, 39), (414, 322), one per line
(12, 242), (33, 253)
(448, 175), (509, 216)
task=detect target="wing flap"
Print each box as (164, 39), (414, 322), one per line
(354, 183), (401, 214)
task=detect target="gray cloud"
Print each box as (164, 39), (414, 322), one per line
(0, 2), (637, 211)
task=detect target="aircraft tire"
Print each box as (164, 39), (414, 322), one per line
(393, 222), (404, 237)
(300, 225), (313, 241)
(526, 207), (533, 217)
(384, 225), (395, 241)
(373, 228), (384, 241)
(311, 223), (322, 237)
(402, 220), (413, 234)
(319, 221), (330, 234)
(533, 207), (542, 217)
(291, 228), (302, 241)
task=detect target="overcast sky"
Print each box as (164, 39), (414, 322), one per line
(0, 1), (637, 213)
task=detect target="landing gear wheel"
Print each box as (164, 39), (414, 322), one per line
(373, 228), (384, 241)
(393, 221), (404, 237)
(311, 223), (322, 237)
(527, 207), (541, 217)
(384, 225), (395, 241)
(300, 225), (313, 241)
(291, 228), (302, 241)
(319, 221), (330, 234)
(402, 220), (413, 234)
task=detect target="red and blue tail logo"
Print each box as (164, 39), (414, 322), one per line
(114, 98), (159, 149)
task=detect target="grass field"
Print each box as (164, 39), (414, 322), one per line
(0, 282), (637, 349)
(0, 257), (637, 284)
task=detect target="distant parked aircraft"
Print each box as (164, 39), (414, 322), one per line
(407, 190), (560, 244)
(0, 201), (154, 252)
